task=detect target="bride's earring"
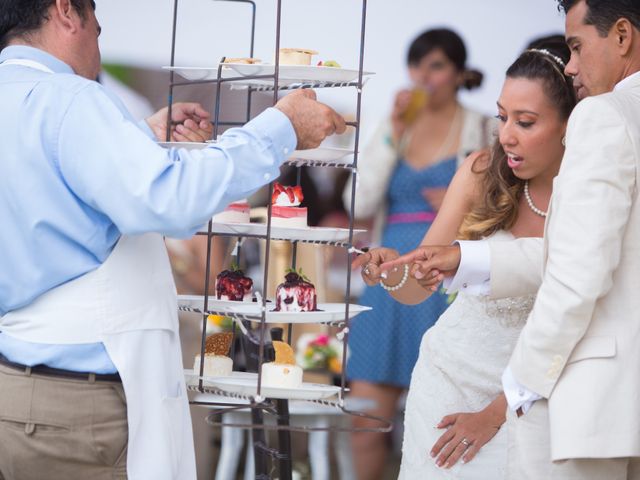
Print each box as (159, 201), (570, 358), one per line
(561, 136), (566, 147)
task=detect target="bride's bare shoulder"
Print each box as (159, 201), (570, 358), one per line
(460, 149), (490, 176)
(453, 149), (490, 200)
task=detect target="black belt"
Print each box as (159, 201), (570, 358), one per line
(0, 354), (121, 383)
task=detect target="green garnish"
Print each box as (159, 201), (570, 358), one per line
(285, 267), (310, 282)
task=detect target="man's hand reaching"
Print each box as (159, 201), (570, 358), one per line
(275, 90), (346, 149)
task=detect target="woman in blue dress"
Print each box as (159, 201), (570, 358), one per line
(343, 28), (494, 480)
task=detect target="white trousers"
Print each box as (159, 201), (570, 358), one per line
(506, 399), (640, 479)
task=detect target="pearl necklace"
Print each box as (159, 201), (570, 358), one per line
(524, 181), (547, 217)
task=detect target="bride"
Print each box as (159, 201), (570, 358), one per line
(352, 39), (576, 478)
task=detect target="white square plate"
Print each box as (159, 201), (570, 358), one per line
(206, 374), (341, 400)
(163, 64), (374, 86)
(158, 141), (355, 165)
(178, 294), (255, 312)
(199, 222), (366, 243)
(228, 302), (371, 324)
(185, 370), (341, 400)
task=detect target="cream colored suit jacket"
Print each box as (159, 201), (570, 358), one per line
(489, 74), (640, 461)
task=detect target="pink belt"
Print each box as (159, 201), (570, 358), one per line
(387, 212), (437, 224)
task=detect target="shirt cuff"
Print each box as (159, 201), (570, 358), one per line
(443, 240), (491, 295)
(243, 107), (297, 163)
(502, 366), (543, 413)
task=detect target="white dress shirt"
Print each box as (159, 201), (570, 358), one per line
(442, 240), (492, 295)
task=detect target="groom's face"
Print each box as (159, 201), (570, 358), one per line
(564, 1), (622, 100)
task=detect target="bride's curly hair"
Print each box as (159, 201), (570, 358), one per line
(458, 39), (577, 240)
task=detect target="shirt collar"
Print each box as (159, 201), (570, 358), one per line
(0, 45), (75, 75)
(614, 70), (640, 91)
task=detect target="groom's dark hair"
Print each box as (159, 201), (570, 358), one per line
(557, 0), (640, 36)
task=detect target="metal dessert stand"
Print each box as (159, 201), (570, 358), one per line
(164, 1), (391, 478)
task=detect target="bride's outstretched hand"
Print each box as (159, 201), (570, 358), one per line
(351, 248), (400, 286)
(379, 244), (461, 292)
(429, 405), (505, 468)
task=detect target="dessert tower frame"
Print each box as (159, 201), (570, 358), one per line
(165, 1), (391, 478)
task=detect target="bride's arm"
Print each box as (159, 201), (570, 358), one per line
(430, 393), (507, 468)
(383, 151), (487, 304)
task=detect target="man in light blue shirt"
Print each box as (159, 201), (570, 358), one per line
(0, 0), (346, 477)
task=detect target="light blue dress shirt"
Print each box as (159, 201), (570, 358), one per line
(0, 46), (296, 373)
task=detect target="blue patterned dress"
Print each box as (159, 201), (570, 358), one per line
(347, 156), (457, 387)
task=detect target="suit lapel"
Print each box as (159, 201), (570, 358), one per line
(541, 178), (559, 273)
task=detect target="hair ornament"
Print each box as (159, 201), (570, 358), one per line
(525, 48), (566, 69)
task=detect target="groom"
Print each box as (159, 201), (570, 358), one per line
(383, 0), (640, 478)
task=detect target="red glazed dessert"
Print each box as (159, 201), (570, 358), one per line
(216, 266), (253, 301)
(274, 270), (317, 312)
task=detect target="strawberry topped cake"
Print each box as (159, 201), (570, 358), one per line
(274, 269), (318, 312)
(213, 199), (250, 224)
(216, 265), (253, 301)
(271, 183), (307, 228)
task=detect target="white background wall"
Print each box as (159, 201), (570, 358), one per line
(98, 0), (565, 145)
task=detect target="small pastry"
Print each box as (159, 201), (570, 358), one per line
(193, 332), (234, 377)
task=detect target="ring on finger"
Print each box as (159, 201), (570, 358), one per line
(363, 262), (375, 276)
(461, 438), (471, 447)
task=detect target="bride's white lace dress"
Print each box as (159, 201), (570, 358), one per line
(399, 235), (534, 479)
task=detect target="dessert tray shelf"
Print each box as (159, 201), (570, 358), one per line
(158, 142), (358, 168)
(185, 371), (341, 400)
(283, 158), (357, 169)
(163, 63), (374, 90)
(237, 80), (366, 92)
(195, 222), (366, 245)
(185, 377), (392, 434)
(178, 295), (371, 325)
(169, 77), (366, 92)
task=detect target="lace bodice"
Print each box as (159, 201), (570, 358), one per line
(423, 291), (534, 405)
(457, 291), (535, 327)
